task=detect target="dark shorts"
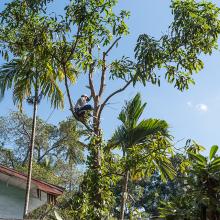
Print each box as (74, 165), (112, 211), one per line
(75, 105), (93, 115)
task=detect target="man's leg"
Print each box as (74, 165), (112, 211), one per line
(75, 108), (84, 117)
(80, 104), (93, 111)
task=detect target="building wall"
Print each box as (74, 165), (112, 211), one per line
(0, 181), (47, 219)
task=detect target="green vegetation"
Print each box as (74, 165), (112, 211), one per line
(0, 0), (220, 219)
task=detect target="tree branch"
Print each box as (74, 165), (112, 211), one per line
(105, 37), (121, 56)
(64, 73), (95, 133)
(88, 60), (96, 99)
(98, 52), (106, 97)
(102, 171), (124, 178)
(65, 22), (83, 63)
(22, 148), (30, 167)
(98, 79), (132, 118)
(17, 114), (31, 141)
(37, 143), (62, 163)
(64, 71), (75, 111)
(98, 37), (122, 98)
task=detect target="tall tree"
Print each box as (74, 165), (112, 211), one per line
(0, 112), (85, 219)
(0, 58), (64, 218)
(0, 112), (85, 180)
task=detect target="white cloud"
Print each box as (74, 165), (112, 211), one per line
(186, 102), (208, 112)
(196, 104), (208, 112)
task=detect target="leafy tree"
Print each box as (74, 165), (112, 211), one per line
(120, 153), (188, 219)
(52, 1), (220, 216)
(0, 112), (85, 219)
(0, 145), (16, 167)
(0, 112), (85, 184)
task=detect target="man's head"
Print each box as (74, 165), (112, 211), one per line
(81, 94), (89, 101)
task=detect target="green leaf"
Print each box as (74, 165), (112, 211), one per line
(210, 157), (220, 167)
(188, 152), (207, 165)
(209, 145), (218, 160)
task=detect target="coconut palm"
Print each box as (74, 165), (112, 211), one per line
(110, 93), (175, 220)
(0, 56), (64, 218)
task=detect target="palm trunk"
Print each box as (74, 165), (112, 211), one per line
(23, 87), (38, 219)
(120, 170), (129, 220)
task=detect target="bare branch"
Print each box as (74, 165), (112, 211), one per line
(89, 61), (96, 99)
(37, 140), (64, 163)
(105, 37), (121, 56)
(98, 52), (106, 97)
(99, 79), (132, 118)
(98, 37), (122, 98)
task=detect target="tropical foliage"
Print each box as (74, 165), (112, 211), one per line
(159, 144), (220, 220)
(0, 0), (220, 219)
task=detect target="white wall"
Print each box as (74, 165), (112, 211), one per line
(0, 181), (47, 219)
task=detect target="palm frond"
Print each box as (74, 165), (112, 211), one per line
(111, 110), (169, 149)
(129, 119), (169, 145)
(0, 57), (64, 109)
(110, 125), (128, 149)
(0, 59), (33, 106)
(119, 93), (146, 129)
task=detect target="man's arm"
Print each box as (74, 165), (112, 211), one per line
(87, 95), (92, 102)
(75, 98), (81, 109)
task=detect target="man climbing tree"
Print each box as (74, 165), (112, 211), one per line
(74, 94), (93, 121)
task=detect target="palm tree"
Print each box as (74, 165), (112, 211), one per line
(0, 3), (69, 217)
(0, 56), (64, 219)
(110, 93), (175, 220)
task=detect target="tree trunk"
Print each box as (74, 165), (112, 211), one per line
(23, 88), (38, 219)
(120, 170), (129, 220)
(201, 204), (207, 220)
(90, 116), (102, 211)
(93, 115), (102, 169)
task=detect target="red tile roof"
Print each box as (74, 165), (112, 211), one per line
(0, 165), (64, 196)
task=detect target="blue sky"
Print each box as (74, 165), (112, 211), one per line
(1, 0), (220, 154)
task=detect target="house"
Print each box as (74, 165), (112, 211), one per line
(0, 165), (64, 220)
